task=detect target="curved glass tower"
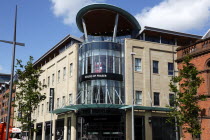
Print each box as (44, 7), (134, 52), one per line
(77, 4), (140, 106)
(76, 4), (141, 139)
(78, 41), (124, 104)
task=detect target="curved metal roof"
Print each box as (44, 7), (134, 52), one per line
(76, 4), (141, 36)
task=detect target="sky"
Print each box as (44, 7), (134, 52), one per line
(0, 0), (209, 74)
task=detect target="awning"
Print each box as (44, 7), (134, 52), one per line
(52, 104), (127, 114)
(120, 105), (171, 112)
(52, 104), (171, 114)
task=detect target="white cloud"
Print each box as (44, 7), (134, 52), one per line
(0, 65), (2, 71)
(50, 0), (106, 25)
(135, 0), (210, 32)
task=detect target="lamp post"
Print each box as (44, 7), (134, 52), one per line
(131, 51), (136, 140)
(0, 5), (25, 140)
(50, 95), (53, 140)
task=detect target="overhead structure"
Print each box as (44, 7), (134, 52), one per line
(76, 4), (141, 37)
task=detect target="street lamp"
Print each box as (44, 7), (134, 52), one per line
(0, 5), (25, 140)
(131, 51), (136, 140)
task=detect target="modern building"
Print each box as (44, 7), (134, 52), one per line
(0, 73), (15, 126)
(13, 4), (202, 140)
(176, 30), (210, 140)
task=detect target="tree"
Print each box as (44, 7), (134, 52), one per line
(14, 56), (46, 139)
(169, 56), (206, 139)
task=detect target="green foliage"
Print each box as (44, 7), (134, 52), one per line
(169, 56), (206, 138)
(15, 56), (46, 133)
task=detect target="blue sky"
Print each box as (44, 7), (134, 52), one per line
(0, 0), (209, 74)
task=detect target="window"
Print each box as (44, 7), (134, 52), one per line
(135, 91), (142, 105)
(37, 105), (40, 115)
(69, 94), (72, 104)
(48, 76), (50, 87)
(41, 104), (44, 115)
(153, 60), (159, 74)
(46, 102), (49, 113)
(58, 70), (60, 82)
(63, 67), (66, 80)
(57, 98), (60, 108)
(62, 96), (65, 106)
(52, 74), (54, 85)
(70, 63), (73, 77)
(43, 79), (45, 86)
(169, 93), (175, 107)
(135, 58), (142, 72)
(168, 63), (174, 75)
(154, 92), (160, 106)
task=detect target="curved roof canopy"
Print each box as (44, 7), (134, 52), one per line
(76, 4), (141, 36)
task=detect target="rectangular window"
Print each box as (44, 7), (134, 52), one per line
(57, 98), (60, 108)
(70, 63), (73, 77)
(62, 96), (65, 106)
(135, 58), (142, 72)
(52, 74), (54, 86)
(41, 104), (44, 115)
(63, 67), (66, 80)
(169, 93), (175, 107)
(37, 105), (40, 115)
(46, 102), (49, 113)
(43, 79), (45, 86)
(48, 76), (50, 87)
(153, 60), (159, 74)
(135, 91), (142, 105)
(69, 94), (72, 104)
(58, 70), (60, 82)
(168, 62), (174, 75)
(154, 92), (160, 106)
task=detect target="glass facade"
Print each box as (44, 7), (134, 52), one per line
(78, 41), (124, 104)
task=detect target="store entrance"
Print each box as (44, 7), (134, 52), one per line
(77, 109), (125, 140)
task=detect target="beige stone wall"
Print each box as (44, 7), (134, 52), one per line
(125, 38), (178, 107)
(13, 43), (79, 140)
(124, 38), (178, 140)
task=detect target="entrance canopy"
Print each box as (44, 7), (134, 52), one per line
(52, 104), (171, 114)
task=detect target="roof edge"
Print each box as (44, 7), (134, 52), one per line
(76, 3), (141, 33)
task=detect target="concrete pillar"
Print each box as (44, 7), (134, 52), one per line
(144, 111), (152, 140)
(126, 110), (132, 140)
(64, 115), (68, 140)
(71, 113), (77, 140)
(52, 118), (56, 140)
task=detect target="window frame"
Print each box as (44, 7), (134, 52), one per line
(135, 90), (142, 105)
(153, 60), (159, 74)
(168, 62), (174, 76)
(169, 93), (175, 107)
(70, 63), (73, 77)
(135, 58), (142, 72)
(154, 92), (160, 106)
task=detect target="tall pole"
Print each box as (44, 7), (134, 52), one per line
(131, 51), (136, 140)
(6, 5), (17, 140)
(50, 95), (53, 140)
(173, 44), (179, 140)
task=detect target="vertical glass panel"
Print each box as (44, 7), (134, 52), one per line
(108, 56), (113, 73)
(100, 55), (106, 73)
(115, 57), (120, 74)
(94, 56), (101, 73)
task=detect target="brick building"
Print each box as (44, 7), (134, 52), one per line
(177, 30), (210, 140)
(0, 73), (15, 126)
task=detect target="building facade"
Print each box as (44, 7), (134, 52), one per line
(177, 31), (210, 140)
(13, 4), (202, 140)
(0, 73), (15, 126)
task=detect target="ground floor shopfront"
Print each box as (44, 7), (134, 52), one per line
(34, 107), (177, 140)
